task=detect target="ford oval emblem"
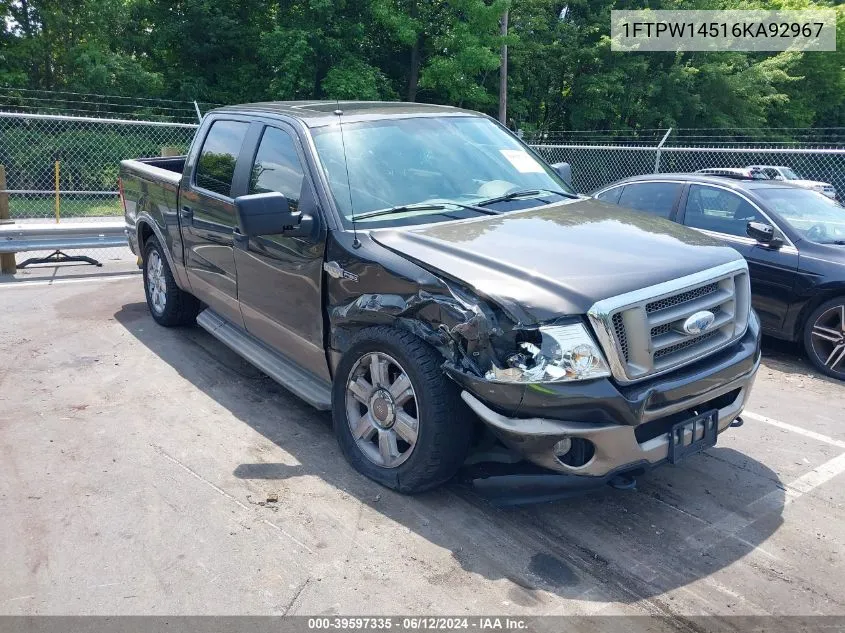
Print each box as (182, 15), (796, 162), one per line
(682, 311), (716, 335)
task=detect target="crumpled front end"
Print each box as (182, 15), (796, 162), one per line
(326, 233), (761, 495)
(444, 259), (761, 489)
(458, 315), (760, 481)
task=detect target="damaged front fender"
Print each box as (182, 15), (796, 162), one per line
(329, 288), (498, 377)
(325, 233), (510, 380)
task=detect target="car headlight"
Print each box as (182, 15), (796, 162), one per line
(484, 323), (611, 383)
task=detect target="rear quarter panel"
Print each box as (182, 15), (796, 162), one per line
(120, 158), (190, 289)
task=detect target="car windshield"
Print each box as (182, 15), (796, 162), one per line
(757, 187), (845, 244)
(780, 167), (801, 180)
(309, 115), (575, 228)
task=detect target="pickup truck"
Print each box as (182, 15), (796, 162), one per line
(120, 101), (761, 503)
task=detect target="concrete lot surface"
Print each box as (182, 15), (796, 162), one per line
(1, 272), (843, 617)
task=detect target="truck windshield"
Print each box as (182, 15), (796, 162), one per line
(309, 116), (575, 228)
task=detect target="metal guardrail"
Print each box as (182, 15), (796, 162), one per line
(0, 221), (127, 267)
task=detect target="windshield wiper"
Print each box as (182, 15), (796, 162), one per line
(475, 188), (577, 207)
(820, 240), (845, 245)
(354, 201), (501, 221)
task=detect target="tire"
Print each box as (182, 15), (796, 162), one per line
(142, 237), (200, 327)
(802, 297), (845, 380)
(332, 326), (473, 493)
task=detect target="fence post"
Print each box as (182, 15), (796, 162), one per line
(0, 165), (15, 273)
(54, 160), (60, 223)
(654, 128), (673, 174)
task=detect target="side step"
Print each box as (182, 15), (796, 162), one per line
(196, 309), (333, 410)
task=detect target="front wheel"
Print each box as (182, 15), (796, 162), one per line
(332, 327), (472, 493)
(803, 297), (845, 380)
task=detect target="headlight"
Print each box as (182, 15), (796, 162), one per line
(484, 323), (611, 383)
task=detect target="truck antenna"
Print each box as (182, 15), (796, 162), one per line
(334, 105), (360, 249)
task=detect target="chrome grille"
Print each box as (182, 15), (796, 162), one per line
(650, 323), (672, 337)
(646, 283), (718, 314)
(654, 330), (719, 360)
(651, 306), (721, 337)
(612, 313), (629, 361)
(588, 261), (751, 384)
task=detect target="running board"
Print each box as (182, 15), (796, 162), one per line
(196, 309), (332, 410)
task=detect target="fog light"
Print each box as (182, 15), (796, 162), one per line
(554, 438), (596, 467)
(553, 438), (572, 458)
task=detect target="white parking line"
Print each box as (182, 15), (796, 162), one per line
(785, 451), (845, 496)
(744, 410), (845, 449)
(0, 273), (139, 289)
(686, 410), (845, 552)
(688, 451), (845, 551)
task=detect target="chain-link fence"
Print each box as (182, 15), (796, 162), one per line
(528, 130), (845, 197)
(0, 111), (198, 267)
(3, 112), (845, 271)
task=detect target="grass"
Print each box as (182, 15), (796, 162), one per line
(9, 196), (122, 220)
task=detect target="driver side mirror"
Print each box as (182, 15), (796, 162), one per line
(551, 162), (573, 189)
(234, 192), (314, 238)
(747, 221), (782, 247)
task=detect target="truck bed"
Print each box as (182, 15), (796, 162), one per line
(121, 156), (186, 186)
(119, 157), (184, 255)
(136, 155), (187, 174)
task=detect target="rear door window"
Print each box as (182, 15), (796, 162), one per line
(194, 120), (250, 197)
(616, 182), (682, 218)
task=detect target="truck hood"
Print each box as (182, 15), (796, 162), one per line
(370, 198), (743, 324)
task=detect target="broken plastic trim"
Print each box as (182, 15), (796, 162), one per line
(329, 285), (503, 377)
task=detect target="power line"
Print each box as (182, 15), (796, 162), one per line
(0, 86), (221, 107)
(0, 94), (198, 113)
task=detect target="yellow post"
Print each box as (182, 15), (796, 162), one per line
(54, 160), (60, 223)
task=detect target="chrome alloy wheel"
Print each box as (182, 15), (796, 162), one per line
(146, 250), (167, 315)
(345, 352), (419, 468)
(810, 303), (845, 374)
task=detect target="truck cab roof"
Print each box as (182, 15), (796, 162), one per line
(211, 100), (480, 127)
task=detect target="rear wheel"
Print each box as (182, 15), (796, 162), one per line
(803, 297), (845, 380)
(143, 237), (200, 327)
(332, 327), (472, 493)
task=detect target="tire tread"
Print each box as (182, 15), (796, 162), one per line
(332, 326), (472, 493)
(143, 237), (200, 327)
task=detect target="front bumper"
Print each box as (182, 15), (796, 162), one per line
(459, 319), (761, 480)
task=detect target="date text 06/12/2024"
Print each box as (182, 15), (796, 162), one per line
(306, 617), (528, 630)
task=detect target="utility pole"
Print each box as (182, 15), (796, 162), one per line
(498, 9), (509, 125)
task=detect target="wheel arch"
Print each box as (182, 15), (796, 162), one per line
(137, 219), (155, 255)
(136, 212), (189, 290)
(792, 284), (845, 341)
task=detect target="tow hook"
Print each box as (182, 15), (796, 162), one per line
(730, 416), (744, 428)
(608, 474), (637, 491)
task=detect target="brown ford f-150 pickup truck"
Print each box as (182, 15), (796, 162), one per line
(120, 101), (760, 503)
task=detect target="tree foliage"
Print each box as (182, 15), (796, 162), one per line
(1, 0), (843, 131)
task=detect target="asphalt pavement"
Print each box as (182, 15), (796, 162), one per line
(1, 269), (843, 617)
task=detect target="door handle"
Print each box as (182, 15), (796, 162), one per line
(180, 206), (193, 219)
